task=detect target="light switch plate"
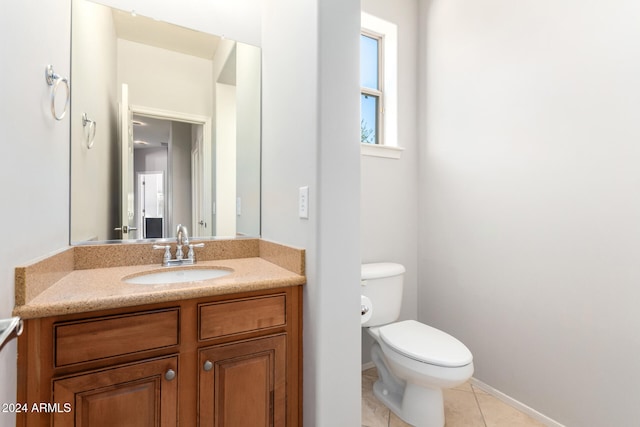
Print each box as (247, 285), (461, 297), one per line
(299, 186), (309, 219)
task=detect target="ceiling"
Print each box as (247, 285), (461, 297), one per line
(111, 8), (221, 60)
(132, 114), (170, 149)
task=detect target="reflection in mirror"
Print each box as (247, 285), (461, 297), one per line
(70, 0), (261, 244)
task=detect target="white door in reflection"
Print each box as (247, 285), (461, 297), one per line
(120, 84), (136, 239)
(192, 133), (206, 238)
(137, 172), (165, 239)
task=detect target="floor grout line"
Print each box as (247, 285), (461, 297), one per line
(472, 385), (489, 427)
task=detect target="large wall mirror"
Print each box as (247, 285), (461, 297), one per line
(70, 0), (261, 244)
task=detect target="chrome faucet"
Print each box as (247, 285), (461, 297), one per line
(175, 224), (189, 260)
(176, 224), (189, 247)
(153, 224), (204, 266)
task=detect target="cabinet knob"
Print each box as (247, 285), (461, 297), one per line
(203, 360), (213, 372)
(165, 369), (176, 381)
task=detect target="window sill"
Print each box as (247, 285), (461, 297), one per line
(361, 143), (404, 159)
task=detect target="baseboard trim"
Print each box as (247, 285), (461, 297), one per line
(470, 378), (565, 427)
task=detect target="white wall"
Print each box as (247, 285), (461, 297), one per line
(261, 0), (362, 425)
(235, 44), (261, 237)
(210, 40), (235, 236)
(215, 83), (237, 236)
(70, 0), (118, 242)
(360, 0), (419, 366)
(0, 1), (71, 426)
(418, 0), (640, 425)
(118, 39), (213, 117)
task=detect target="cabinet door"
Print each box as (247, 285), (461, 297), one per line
(199, 334), (286, 427)
(52, 356), (178, 427)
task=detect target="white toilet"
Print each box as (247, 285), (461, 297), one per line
(361, 263), (474, 427)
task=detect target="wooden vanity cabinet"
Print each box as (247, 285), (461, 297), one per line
(199, 334), (287, 427)
(16, 286), (302, 427)
(52, 356), (179, 427)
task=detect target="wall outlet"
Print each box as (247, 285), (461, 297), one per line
(236, 197), (242, 216)
(299, 186), (309, 219)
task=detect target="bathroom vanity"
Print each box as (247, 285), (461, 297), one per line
(13, 239), (304, 427)
(12, 2), (303, 424)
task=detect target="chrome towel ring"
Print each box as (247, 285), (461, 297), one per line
(82, 113), (97, 149)
(45, 65), (70, 121)
(0, 317), (23, 353)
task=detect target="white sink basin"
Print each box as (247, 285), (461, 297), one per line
(124, 268), (232, 285)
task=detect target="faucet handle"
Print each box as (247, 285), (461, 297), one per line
(187, 243), (205, 262)
(153, 245), (171, 264)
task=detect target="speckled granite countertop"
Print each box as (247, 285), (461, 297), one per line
(13, 239), (305, 319)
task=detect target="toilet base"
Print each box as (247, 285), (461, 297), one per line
(373, 380), (444, 427)
(371, 342), (445, 427)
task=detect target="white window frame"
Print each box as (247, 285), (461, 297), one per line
(361, 12), (402, 159)
(361, 29), (384, 145)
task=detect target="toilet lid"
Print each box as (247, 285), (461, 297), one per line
(379, 320), (473, 368)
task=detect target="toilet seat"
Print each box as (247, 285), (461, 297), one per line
(379, 320), (472, 368)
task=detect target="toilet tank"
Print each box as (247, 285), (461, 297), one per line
(361, 263), (405, 327)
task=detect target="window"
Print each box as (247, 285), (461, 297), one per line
(360, 31), (383, 145)
(361, 13), (402, 159)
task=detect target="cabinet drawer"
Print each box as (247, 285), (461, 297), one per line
(199, 294), (286, 340)
(54, 308), (179, 367)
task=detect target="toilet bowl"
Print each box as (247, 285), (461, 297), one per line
(361, 263), (473, 427)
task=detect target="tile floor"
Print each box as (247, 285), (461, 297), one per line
(362, 367), (546, 427)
